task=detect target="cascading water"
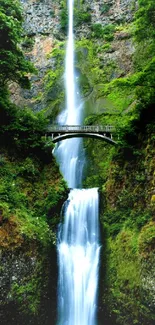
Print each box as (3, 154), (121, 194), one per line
(54, 0), (83, 188)
(57, 189), (100, 325)
(55, 1), (100, 324)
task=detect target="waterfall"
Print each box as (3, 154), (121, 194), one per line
(57, 189), (100, 325)
(54, 0), (83, 188)
(55, 1), (100, 324)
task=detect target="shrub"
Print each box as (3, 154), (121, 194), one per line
(101, 3), (112, 14)
(91, 23), (115, 40)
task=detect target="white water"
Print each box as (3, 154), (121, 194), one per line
(57, 189), (100, 325)
(56, 1), (100, 324)
(54, 0), (83, 188)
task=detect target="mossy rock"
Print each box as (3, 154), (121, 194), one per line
(138, 221), (155, 258)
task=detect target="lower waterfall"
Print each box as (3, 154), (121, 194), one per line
(57, 188), (100, 325)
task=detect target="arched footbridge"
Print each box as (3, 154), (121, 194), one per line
(46, 125), (117, 145)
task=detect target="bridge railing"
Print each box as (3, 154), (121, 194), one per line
(47, 125), (116, 133)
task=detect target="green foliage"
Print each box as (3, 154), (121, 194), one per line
(0, 0), (35, 88)
(42, 179), (67, 214)
(100, 42), (111, 52)
(16, 210), (55, 246)
(57, 1), (155, 323)
(22, 36), (34, 49)
(89, 0), (155, 149)
(0, 49), (67, 250)
(91, 24), (115, 41)
(19, 157), (39, 178)
(138, 221), (155, 257)
(83, 141), (115, 189)
(91, 23), (103, 38)
(102, 226), (155, 324)
(60, 6), (68, 31)
(0, 98), (53, 159)
(74, 9), (91, 26)
(0, 201), (10, 220)
(44, 42), (65, 119)
(101, 3), (112, 14)
(60, 0), (91, 32)
(134, 0), (155, 41)
(101, 133), (154, 235)
(0, 149), (67, 248)
(12, 280), (41, 314)
(0, 1), (68, 317)
(75, 39), (106, 93)
(45, 38), (109, 114)
(10, 254), (47, 315)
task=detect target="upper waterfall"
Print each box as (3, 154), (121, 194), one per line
(65, 0), (76, 124)
(54, 0), (84, 188)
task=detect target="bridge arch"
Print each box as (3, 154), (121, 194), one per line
(51, 132), (117, 145)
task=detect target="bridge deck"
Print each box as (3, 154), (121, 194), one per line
(47, 125), (115, 133)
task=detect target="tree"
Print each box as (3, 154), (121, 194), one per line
(0, 0), (34, 88)
(135, 0), (155, 41)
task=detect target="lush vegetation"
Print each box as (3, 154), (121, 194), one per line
(44, 3), (155, 323)
(102, 223), (155, 325)
(0, 0), (67, 246)
(84, 0), (155, 184)
(0, 0), (34, 88)
(91, 23), (116, 41)
(0, 1), (67, 317)
(17, 0), (155, 322)
(72, 1), (155, 324)
(0, 0), (155, 323)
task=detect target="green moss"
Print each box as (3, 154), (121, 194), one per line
(75, 39), (105, 91)
(102, 226), (155, 324)
(138, 221), (155, 257)
(9, 248), (48, 315)
(43, 42), (65, 119)
(0, 202), (10, 220)
(11, 279), (40, 314)
(0, 151), (67, 248)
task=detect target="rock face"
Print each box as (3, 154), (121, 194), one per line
(89, 0), (137, 25)
(21, 0), (60, 36)
(10, 0), (62, 111)
(0, 246), (57, 325)
(10, 0), (137, 112)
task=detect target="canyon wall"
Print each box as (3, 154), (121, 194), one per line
(10, 0), (137, 116)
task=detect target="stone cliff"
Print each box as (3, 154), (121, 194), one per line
(10, 0), (137, 115)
